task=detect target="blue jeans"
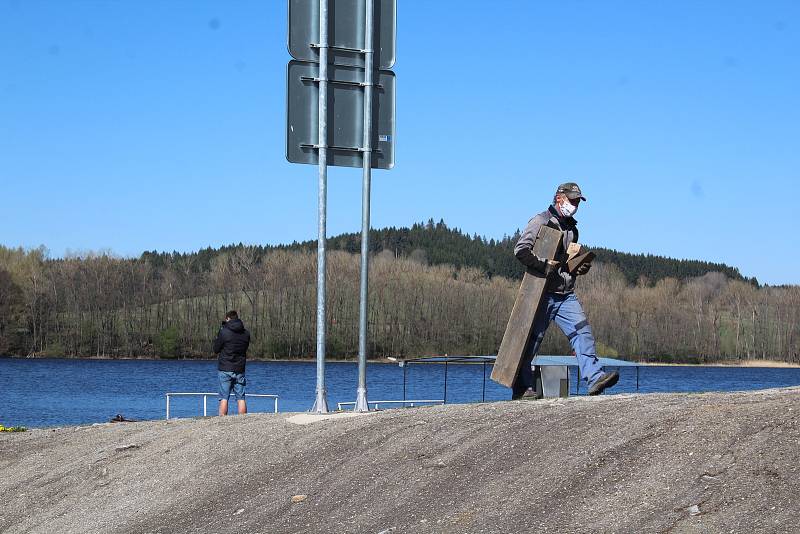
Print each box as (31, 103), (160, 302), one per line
(517, 292), (604, 391)
(218, 371), (246, 401)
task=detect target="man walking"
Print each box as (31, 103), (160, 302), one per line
(212, 310), (251, 416)
(512, 182), (618, 399)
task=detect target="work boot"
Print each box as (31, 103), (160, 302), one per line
(587, 371), (619, 396)
(512, 387), (540, 400)
(511, 384), (527, 400)
(521, 387), (543, 400)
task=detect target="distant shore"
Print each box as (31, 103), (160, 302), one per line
(1, 353), (394, 364)
(638, 359), (800, 368)
(3, 353), (799, 368)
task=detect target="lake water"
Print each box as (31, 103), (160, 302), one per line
(2, 357), (800, 429)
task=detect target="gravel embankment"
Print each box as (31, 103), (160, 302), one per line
(2, 388), (799, 533)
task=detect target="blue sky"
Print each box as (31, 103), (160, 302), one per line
(1, 1), (798, 285)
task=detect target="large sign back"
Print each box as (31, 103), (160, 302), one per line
(288, 0), (396, 69)
(286, 60), (395, 169)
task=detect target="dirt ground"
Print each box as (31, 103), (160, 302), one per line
(2, 388), (799, 534)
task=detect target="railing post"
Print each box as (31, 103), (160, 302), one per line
(443, 361), (448, 404)
(482, 362), (487, 402)
(166, 394), (170, 420)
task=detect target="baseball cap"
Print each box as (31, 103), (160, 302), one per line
(556, 182), (586, 201)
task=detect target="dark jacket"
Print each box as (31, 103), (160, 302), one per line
(212, 318), (250, 373)
(514, 205), (579, 294)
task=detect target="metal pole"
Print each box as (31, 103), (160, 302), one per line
(402, 363), (407, 402)
(166, 395), (170, 420)
(443, 361), (448, 404)
(354, 0), (375, 413)
(311, 0), (330, 413)
(482, 362), (486, 402)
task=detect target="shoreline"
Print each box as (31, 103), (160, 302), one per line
(0, 354), (396, 364)
(637, 359), (800, 368)
(2, 354), (799, 368)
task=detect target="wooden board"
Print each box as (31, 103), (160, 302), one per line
(491, 225), (563, 387)
(566, 242), (582, 259)
(566, 250), (595, 273)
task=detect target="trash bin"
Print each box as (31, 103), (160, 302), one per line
(539, 365), (569, 398)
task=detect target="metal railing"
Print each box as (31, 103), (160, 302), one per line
(165, 393), (279, 420)
(337, 399), (444, 411)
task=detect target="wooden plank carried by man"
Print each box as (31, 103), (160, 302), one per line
(565, 242), (595, 274)
(491, 225), (563, 387)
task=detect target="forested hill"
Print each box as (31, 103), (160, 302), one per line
(2, 224), (787, 360)
(143, 219), (753, 286)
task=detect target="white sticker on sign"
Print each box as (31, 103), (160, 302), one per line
(378, 134), (390, 142)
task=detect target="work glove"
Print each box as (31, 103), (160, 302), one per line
(576, 263), (591, 275)
(544, 260), (561, 277)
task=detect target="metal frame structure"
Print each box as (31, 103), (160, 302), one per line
(398, 355), (643, 402)
(399, 356), (497, 404)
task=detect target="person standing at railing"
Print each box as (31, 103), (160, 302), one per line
(212, 310), (251, 416)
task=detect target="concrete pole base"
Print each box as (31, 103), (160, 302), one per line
(354, 387), (369, 412)
(311, 388), (329, 413)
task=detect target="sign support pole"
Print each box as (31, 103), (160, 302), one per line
(354, 0), (375, 413)
(311, 0), (330, 413)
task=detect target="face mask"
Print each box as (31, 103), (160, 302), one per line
(558, 199), (577, 217)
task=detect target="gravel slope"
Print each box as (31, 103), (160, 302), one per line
(2, 388), (799, 534)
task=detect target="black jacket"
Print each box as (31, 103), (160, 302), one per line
(212, 318), (250, 373)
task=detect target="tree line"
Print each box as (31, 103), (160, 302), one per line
(0, 225), (796, 363)
(140, 219), (753, 286)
